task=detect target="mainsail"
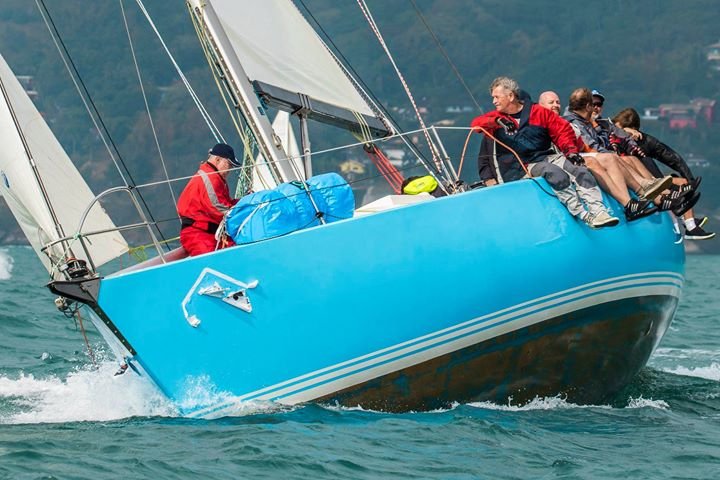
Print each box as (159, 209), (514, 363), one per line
(191, 0), (391, 137)
(0, 53), (127, 276)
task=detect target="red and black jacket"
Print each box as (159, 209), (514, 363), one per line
(471, 103), (579, 163)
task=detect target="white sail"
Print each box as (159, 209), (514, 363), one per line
(209, 0), (376, 117)
(252, 111), (304, 192)
(0, 53), (127, 275)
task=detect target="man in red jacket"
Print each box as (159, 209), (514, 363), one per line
(471, 76), (622, 228)
(177, 143), (240, 256)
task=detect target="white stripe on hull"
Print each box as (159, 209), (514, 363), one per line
(187, 272), (682, 418)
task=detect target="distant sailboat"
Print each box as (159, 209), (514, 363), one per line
(0, 0), (685, 417)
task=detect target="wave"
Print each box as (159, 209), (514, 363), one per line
(0, 249), (13, 280)
(0, 361), (175, 424)
(467, 394), (668, 411)
(663, 363), (720, 382)
(653, 348), (720, 361)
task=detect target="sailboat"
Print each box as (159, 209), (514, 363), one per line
(0, 0), (684, 418)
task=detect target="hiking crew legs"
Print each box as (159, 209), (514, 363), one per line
(527, 153), (607, 218)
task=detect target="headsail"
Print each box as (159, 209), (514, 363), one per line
(0, 53), (127, 276)
(193, 0), (391, 137)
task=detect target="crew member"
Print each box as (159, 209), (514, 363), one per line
(177, 143), (239, 256)
(471, 77), (618, 229)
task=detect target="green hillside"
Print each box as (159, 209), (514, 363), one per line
(1, 0), (719, 244)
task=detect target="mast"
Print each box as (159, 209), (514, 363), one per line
(0, 73), (72, 260)
(187, 0), (300, 183)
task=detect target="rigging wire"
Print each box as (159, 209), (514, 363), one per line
(294, 0), (443, 185)
(354, 0), (443, 171)
(35, 0), (171, 248)
(408, 0), (483, 113)
(185, 3), (277, 192)
(119, 0), (178, 213)
(134, 0), (224, 142)
(35, 0), (129, 187)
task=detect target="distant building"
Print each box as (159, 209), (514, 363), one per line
(641, 107), (660, 121)
(653, 98), (716, 130)
(691, 98), (716, 123)
(668, 113), (697, 130)
(705, 41), (720, 71)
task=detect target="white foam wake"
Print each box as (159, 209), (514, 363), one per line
(0, 249), (13, 280)
(664, 363), (720, 382)
(468, 395), (668, 411)
(0, 361), (176, 424)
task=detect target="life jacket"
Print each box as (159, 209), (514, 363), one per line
(177, 161), (236, 233)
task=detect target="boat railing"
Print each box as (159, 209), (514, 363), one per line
(42, 185), (169, 273)
(42, 125), (479, 275)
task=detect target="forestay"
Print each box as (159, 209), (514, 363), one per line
(209, 0), (376, 118)
(252, 111), (303, 193)
(0, 53), (127, 275)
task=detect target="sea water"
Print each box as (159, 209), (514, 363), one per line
(0, 245), (718, 479)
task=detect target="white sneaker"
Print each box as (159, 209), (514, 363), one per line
(639, 175), (673, 200)
(590, 210), (620, 228)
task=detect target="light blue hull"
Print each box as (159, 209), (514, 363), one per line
(91, 180), (684, 416)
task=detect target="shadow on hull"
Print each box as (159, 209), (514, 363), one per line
(319, 295), (677, 411)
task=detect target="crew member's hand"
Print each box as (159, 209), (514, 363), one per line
(623, 127), (642, 141)
(485, 178), (498, 186)
(496, 117), (517, 135)
(567, 153), (585, 166)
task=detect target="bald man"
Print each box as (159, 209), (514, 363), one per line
(538, 91), (561, 115)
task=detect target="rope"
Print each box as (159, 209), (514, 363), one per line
(75, 309), (98, 368)
(355, 0), (442, 171)
(187, 3), (293, 191)
(359, 142), (405, 193)
(466, 126), (557, 198)
(119, 0), (178, 212)
(294, 0), (440, 181)
(470, 126), (531, 176)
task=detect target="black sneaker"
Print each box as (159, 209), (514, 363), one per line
(669, 182), (694, 196)
(690, 176), (702, 191)
(625, 198), (657, 222)
(665, 187), (692, 200)
(696, 216), (708, 229)
(685, 226), (715, 240)
(672, 191), (701, 217)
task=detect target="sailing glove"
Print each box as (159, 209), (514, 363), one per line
(496, 117), (517, 135)
(567, 153), (585, 166)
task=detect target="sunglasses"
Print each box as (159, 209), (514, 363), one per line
(592, 102), (604, 107)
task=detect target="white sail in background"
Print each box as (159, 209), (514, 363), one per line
(252, 111), (304, 192)
(0, 53), (127, 275)
(209, 0), (376, 117)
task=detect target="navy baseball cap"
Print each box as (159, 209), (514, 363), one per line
(209, 143), (239, 166)
(591, 89), (605, 103)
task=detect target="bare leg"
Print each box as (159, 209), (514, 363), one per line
(584, 156), (631, 205)
(622, 155), (656, 180)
